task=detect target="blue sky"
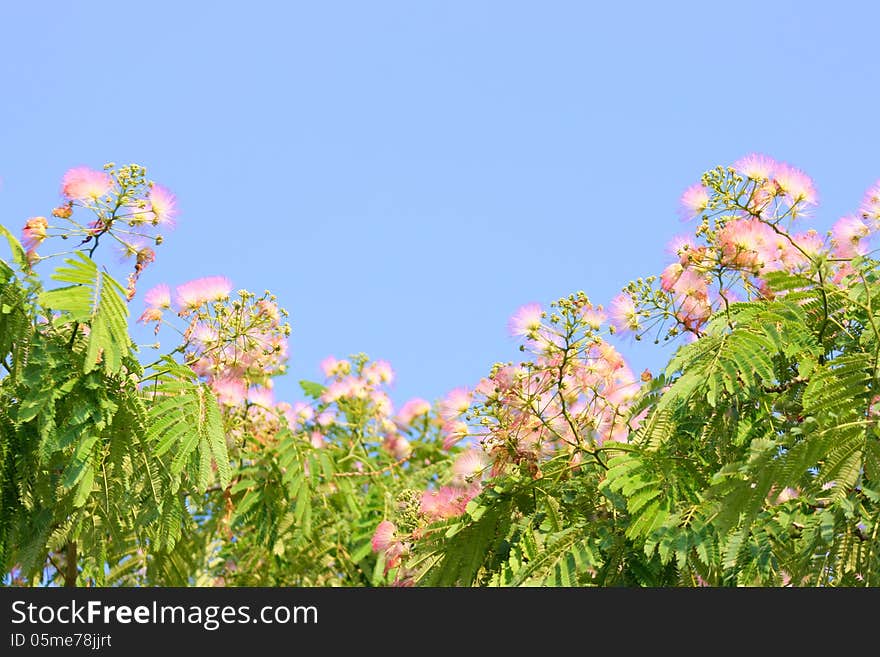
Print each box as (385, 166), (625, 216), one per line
(2, 1), (879, 408)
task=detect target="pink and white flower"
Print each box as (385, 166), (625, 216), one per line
(61, 166), (113, 201)
(175, 276), (232, 310)
(507, 303), (543, 337)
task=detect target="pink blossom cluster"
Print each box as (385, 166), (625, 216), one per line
(187, 296), (289, 399)
(139, 279), (292, 446)
(616, 154), (880, 339)
(370, 520), (408, 574)
(369, 298), (642, 580)
(450, 296), (641, 480)
(138, 277), (233, 327)
(21, 165), (177, 299)
(281, 355), (435, 464)
(415, 447), (487, 523)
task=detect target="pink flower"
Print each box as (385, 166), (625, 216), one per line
(138, 307), (163, 324)
(397, 398), (431, 425)
(439, 387), (472, 421)
(211, 377), (247, 406)
(774, 487), (799, 504)
(143, 283), (172, 309)
(419, 484), (481, 520)
(667, 235), (698, 266)
(609, 293), (639, 333)
(281, 401), (314, 429)
(679, 183), (710, 221)
(831, 215), (870, 258)
(507, 303), (543, 337)
(733, 153), (778, 181)
(174, 276), (232, 310)
(660, 262), (684, 292)
(364, 359), (395, 385)
(773, 162), (818, 207)
(675, 295), (712, 332)
(792, 229), (825, 258)
(383, 433), (412, 460)
(309, 431), (325, 448)
(441, 420), (469, 449)
(580, 307), (606, 331)
(670, 269), (709, 300)
(315, 411), (335, 427)
(371, 520), (397, 553)
(319, 355), (350, 377)
(148, 184), (177, 227)
(717, 218), (774, 271)
(256, 299), (281, 322)
(370, 390), (393, 416)
(861, 180), (880, 224)
(61, 166), (113, 201)
(321, 378), (355, 403)
(22, 216), (48, 251)
(452, 448), (487, 485)
(248, 386), (275, 407)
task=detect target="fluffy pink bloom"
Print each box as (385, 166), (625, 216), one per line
(320, 355), (350, 377)
(143, 283), (172, 309)
(861, 180), (880, 224)
(773, 487), (799, 504)
(660, 262), (684, 292)
(211, 377), (247, 406)
(370, 390), (393, 416)
(773, 162), (818, 207)
(596, 340), (626, 371)
(281, 401), (314, 429)
(667, 235), (699, 266)
(679, 183), (710, 220)
(792, 229), (825, 258)
(397, 398), (431, 425)
(61, 166), (113, 201)
(321, 378), (352, 403)
(138, 307), (163, 324)
(315, 411), (335, 427)
(174, 276), (232, 310)
(371, 520), (397, 553)
(383, 433), (412, 460)
(733, 153), (778, 181)
(580, 307), (606, 330)
(248, 386), (275, 407)
(364, 359), (395, 385)
(189, 322), (219, 345)
(256, 299), (281, 322)
(419, 484), (481, 520)
(21, 216), (48, 251)
(609, 293), (639, 333)
(676, 295), (712, 332)
(148, 184), (177, 227)
(441, 420), (469, 449)
(670, 269), (709, 300)
(831, 215), (870, 258)
(717, 218), (775, 271)
(452, 448), (487, 484)
(507, 303), (543, 337)
(439, 387), (472, 421)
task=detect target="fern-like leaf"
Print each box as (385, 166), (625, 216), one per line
(37, 252), (131, 375)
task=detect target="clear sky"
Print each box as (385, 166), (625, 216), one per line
(2, 1), (879, 408)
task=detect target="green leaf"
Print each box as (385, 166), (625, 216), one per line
(299, 380), (326, 400)
(37, 252), (131, 374)
(0, 224), (28, 270)
(145, 369), (228, 493)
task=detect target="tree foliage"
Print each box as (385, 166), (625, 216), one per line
(3, 157), (880, 587)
